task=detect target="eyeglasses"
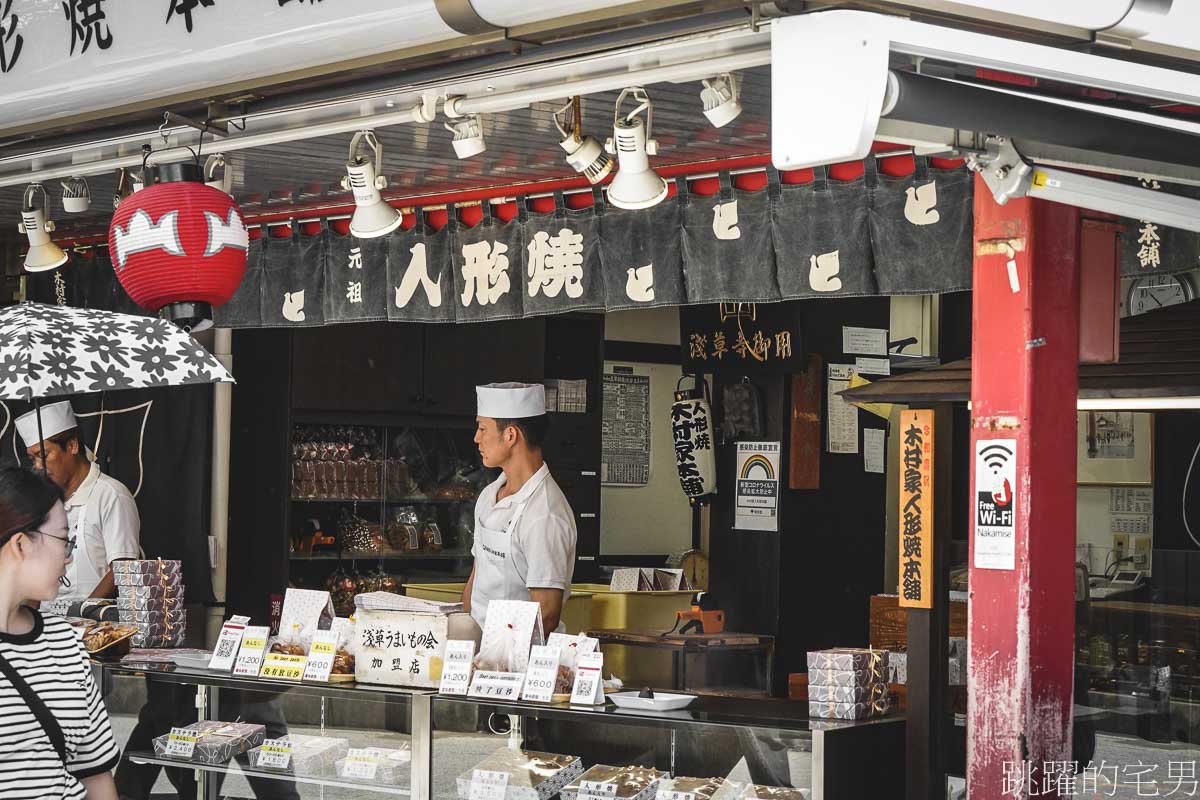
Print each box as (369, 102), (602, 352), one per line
(28, 528), (76, 558)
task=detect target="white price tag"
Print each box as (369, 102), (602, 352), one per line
(302, 630), (339, 682)
(658, 792), (696, 800)
(439, 640), (476, 696)
(342, 748), (380, 781)
(468, 670), (526, 700)
(470, 769), (510, 800)
(208, 620), (248, 672)
(165, 727), (198, 759)
(232, 626), (271, 677)
(521, 645), (561, 703)
(579, 781), (619, 800)
(257, 738), (292, 770)
(570, 652), (605, 706)
(230, 615), (251, 625)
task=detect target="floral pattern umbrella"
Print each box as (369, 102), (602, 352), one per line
(0, 302), (233, 401)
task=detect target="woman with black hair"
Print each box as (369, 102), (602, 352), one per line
(0, 467), (119, 799)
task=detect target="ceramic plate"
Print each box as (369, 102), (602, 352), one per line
(608, 692), (696, 711)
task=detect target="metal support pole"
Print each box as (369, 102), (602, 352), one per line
(410, 694), (433, 800)
(967, 174), (1081, 798)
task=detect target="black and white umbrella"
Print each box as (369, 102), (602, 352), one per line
(0, 302), (232, 402)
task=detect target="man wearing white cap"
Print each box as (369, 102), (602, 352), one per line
(15, 400), (140, 600)
(465, 382), (577, 635)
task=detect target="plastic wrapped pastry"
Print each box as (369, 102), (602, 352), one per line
(561, 765), (667, 800)
(334, 745), (412, 785)
(455, 749), (584, 800)
(248, 734), (350, 776)
(657, 777), (743, 800)
(152, 721), (266, 764)
(737, 785), (810, 800)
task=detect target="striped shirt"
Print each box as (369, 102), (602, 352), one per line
(0, 610), (120, 799)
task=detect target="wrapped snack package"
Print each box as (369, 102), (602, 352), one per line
(152, 721), (266, 764)
(737, 785), (810, 800)
(658, 777), (743, 800)
(546, 633), (599, 695)
(335, 745), (412, 785)
(116, 593), (185, 612)
(117, 585), (185, 603)
(476, 600), (543, 673)
(278, 588), (335, 653)
(248, 734), (350, 776)
(114, 571), (185, 589)
(805, 649), (888, 674)
(331, 617), (356, 676)
(806, 668), (876, 688)
(118, 607), (187, 627)
(807, 684), (881, 704)
(132, 624), (187, 649)
(455, 749), (584, 800)
(561, 765), (667, 800)
(807, 698), (888, 721)
(113, 559), (181, 576)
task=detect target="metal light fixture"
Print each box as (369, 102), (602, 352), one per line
(341, 130), (402, 238)
(60, 176), (91, 213)
(605, 87), (668, 210)
(19, 184), (68, 272)
(444, 113), (486, 159)
(554, 96), (613, 184)
(205, 154), (233, 195)
(700, 73), (742, 128)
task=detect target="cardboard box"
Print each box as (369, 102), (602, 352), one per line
(354, 608), (480, 689)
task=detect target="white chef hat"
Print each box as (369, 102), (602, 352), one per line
(476, 382), (545, 419)
(15, 400), (77, 448)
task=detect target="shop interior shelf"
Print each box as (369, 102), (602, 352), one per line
(124, 751), (410, 796)
(290, 550), (472, 561)
(290, 497), (384, 503)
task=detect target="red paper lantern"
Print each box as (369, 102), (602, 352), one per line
(108, 162), (247, 332)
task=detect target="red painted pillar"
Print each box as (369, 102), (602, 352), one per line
(968, 175), (1081, 798)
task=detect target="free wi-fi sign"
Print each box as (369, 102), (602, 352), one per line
(975, 439), (1017, 571)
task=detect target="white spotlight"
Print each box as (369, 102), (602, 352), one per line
(701, 73), (743, 128)
(555, 97), (613, 185)
(341, 130), (402, 239)
(19, 184), (68, 273)
(445, 114), (486, 159)
(605, 87), (668, 210)
(60, 176), (91, 213)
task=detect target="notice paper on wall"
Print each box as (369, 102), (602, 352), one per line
(601, 369), (651, 486)
(855, 357), (891, 376)
(827, 364), (859, 454)
(735, 442), (781, 532)
(842, 326), (889, 356)
(1111, 487), (1153, 515)
(864, 428), (886, 474)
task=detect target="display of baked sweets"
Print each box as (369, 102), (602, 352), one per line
(70, 619), (139, 654)
(737, 784), (810, 800)
(657, 777), (743, 800)
(456, 749), (584, 800)
(562, 765), (668, 800)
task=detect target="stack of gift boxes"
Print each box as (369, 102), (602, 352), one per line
(806, 648), (890, 721)
(113, 559), (186, 647)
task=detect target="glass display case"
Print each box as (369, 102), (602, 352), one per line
(101, 663), (904, 800)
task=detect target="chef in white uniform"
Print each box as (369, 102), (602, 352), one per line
(16, 400), (140, 600)
(464, 383), (577, 636)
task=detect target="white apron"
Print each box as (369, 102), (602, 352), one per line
(58, 488), (105, 601)
(471, 469), (549, 631)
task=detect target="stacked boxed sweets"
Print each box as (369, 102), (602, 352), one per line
(561, 766), (668, 800)
(806, 648), (889, 721)
(248, 734), (350, 777)
(456, 749), (584, 800)
(114, 560), (186, 647)
(153, 721), (265, 764)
